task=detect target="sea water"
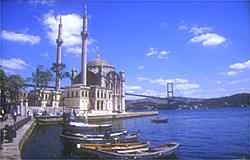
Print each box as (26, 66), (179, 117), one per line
(22, 107), (250, 160)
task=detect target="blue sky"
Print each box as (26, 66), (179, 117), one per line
(0, 0), (249, 98)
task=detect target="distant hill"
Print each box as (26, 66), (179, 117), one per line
(126, 93), (250, 109)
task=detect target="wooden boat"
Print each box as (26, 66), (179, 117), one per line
(35, 115), (63, 125)
(60, 130), (138, 144)
(78, 142), (180, 159)
(63, 121), (112, 134)
(82, 143), (148, 151)
(151, 117), (168, 123)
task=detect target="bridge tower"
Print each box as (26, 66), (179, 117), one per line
(167, 82), (174, 98)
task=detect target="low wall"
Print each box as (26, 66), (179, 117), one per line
(19, 120), (36, 155)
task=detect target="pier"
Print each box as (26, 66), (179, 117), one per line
(86, 111), (158, 121)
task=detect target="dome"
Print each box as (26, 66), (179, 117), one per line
(88, 54), (113, 67)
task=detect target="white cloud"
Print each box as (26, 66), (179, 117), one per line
(0, 58), (28, 70)
(150, 78), (189, 85)
(43, 12), (97, 56)
(180, 25), (227, 47)
(176, 83), (200, 90)
(125, 85), (143, 94)
(229, 78), (250, 85)
(125, 85), (142, 91)
(175, 78), (189, 83)
(1, 30), (40, 45)
(159, 51), (168, 55)
(229, 60), (250, 70)
(66, 47), (81, 56)
(146, 48), (170, 59)
(190, 33), (226, 46)
(138, 65), (144, 70)
(158, 50), (170, 59)
(43, 12), (82, 46)
(27, 0), (55, 6)
(189, 26), (212, 35)
(136, 76), (199, 90)
(136, 77), (149, 82)
(146, 48), (158, 56)
(227, 71), (240, 76)
(178, 25), (188, 30)
(133, 77), (201, 97)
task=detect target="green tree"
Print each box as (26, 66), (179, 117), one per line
(30, 65), (53, 88)
(6, 74), (25, 105)
(0, 69), (8, 107)
(51, 63), (70, 90)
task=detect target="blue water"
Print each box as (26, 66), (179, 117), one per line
(22, 107), (250, 159)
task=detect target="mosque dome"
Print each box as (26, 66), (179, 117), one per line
(88, 54), (113, 67)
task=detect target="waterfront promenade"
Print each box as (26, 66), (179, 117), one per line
(0, 116), (34, 160)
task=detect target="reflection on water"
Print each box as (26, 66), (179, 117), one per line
(22, 107), (250, 160)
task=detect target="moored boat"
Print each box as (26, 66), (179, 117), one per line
(151, 116), (168, 123)
(35, 115), (63, 125)
(61, 119), (139, 144)
(61, 129), (138, 144)
(78, 142), (180, 159)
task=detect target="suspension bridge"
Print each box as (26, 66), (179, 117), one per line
(24, 82), (174, 99)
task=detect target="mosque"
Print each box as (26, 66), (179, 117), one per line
(60, 5), (126, 115)
(18, 5), (126, 115)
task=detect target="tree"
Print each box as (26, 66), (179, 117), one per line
(51, 63), (69, 90)
(0, 69), (8, 107)
(30, 65), (53, 88)
(6, 74), (25, 105)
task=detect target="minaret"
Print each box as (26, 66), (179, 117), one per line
(56, 16), (63, 91)
(81, 4), (88, 85)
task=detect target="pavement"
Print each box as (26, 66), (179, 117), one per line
(0, 115), (34, 160)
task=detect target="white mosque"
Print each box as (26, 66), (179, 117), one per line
(62, 5), (126, 115)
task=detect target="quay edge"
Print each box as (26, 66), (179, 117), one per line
(0, 119), (36, 160)
(86, 111), (159, 121)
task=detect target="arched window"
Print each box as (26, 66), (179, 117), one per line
(97, 90), (100, 98)
(97, 101), (99, 110)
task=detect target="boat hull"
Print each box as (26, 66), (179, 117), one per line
(60, 132), (138, 145)
(35, 116), (63, 125)
(79, 143), (179, 160)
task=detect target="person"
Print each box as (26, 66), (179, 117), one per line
(13, 110), (17, 123)
(0, 109), (5, 121)
(0, 108), (4, 121)
(69, 109), (76, 121)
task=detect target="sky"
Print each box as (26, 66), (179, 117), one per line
(0, 0), (249, 98)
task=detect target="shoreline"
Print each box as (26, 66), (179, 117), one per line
(86, 111), (159, 121)
(36, 111), (159, 124)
